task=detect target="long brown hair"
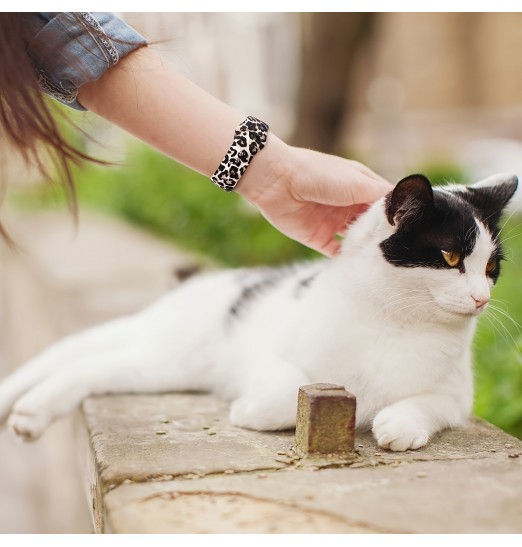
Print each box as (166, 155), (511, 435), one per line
(0, 13), (104, 241)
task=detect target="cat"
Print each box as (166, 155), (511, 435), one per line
(0, 173), (518, 451)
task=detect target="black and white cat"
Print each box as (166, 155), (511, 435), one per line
(0, 173), (518, 451)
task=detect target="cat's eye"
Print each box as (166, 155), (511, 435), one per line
(441, 250), (461, 268)
(486, 259), (497, 273)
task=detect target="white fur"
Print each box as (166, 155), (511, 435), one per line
(0, 179), (510, 450)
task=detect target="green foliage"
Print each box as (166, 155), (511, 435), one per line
(13, 144), (318, 267)
(473, 218), (522, 439)
(414, 161), (467, 186)
(11, 147), (522, 439)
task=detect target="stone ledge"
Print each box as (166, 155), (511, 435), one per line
(78, 393), (522, 533)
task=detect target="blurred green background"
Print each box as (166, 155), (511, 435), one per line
(10, 145), (522, 439)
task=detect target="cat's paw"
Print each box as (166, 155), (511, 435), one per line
(7, 403), (50, 442)
(372, 406), (430, 452)
(229, 396), (296, 431)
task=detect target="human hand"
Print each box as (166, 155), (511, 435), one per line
(78, 46), (390, 255)
(236, 138), (393, 256)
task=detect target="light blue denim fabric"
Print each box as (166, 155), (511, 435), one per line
(26, 12), (147, 110)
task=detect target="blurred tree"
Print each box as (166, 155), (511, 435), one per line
(291, 12), (376, 154)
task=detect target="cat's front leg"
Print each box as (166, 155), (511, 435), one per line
(229, 355), (310, 431)
(371, 393), (470, 452)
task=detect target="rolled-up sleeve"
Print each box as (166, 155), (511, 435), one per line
(26, 12), (147, 110)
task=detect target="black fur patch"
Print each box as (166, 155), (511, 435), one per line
(294, 272), (318, 298)
(381, 189), (479, 271)
(228, 267), (290, 320)
(380, 175), (518, 282)
(379, 174), (515, 275)
(453, 176), (518, 235)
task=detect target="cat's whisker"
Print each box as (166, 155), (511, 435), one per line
(354, 281), (428, 294)
(498, 230), (522, 245)
(487, 303), (522, 332)
(370, 298), (434, 324)
(480, 315), (505, 358)
(485, 311), (522, 359)
(497, 209), (521, 238)
(502, 249), (516, 264)
(483, 310), (522, 357)
(481, 312), (508, 346)
(400, 299), (434, 323)
(365, 292), (430, 306)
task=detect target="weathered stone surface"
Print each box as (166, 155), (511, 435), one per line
(82, 394), (294, 492)
(104, 448), (522, 534)
(81, 392), (522, 533)
(105, 490), (373, 534)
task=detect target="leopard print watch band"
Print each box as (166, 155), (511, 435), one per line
(211, 116), (269, 192)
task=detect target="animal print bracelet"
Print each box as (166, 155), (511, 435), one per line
(211, 116), (269, 192)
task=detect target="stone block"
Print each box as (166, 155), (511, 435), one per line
(295, 384), (356, 457)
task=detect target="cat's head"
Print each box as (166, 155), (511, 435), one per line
(350, 173), (518, 324)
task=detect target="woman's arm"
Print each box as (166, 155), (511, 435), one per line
(79, 47), (391, 256)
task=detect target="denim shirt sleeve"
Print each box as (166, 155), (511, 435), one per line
(26, 12), (148, 111)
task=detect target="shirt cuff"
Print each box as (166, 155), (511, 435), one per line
(27, 12), (148, 111)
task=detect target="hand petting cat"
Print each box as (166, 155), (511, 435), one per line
(235, 139), (393, 257)
(78, 48), (392, 259)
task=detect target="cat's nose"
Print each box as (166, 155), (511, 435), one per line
(471, 295), (489, 309)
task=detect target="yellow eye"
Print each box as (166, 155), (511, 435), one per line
(486, 259), (497, 273)
(442, 250), (461, 268)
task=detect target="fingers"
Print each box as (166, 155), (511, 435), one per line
(290, 150), (393, 207)
(348, 159), (391, 186)
(314, 237), (341, 257)
(342, 173), (393, 206)
(345, 203), (370, 225)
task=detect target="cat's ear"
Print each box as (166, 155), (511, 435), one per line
(385, 174), (435, 228)
(461, 173), (518, 228)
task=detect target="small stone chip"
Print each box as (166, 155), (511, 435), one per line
(275, 457), (292, 465)
(276, 451), (287, 455)
(257, 473), (268, 479)
(490, 448), (497, 452)
(416, 471), (428, 478)
(505, 444), (514, 449)
(202, 425), (211, 430)
(508, 453), (520, 459)
(207, 431), (217, 436)
(374, 452), (383, 457)
(155, 430), (167, 436)
(358, 444), (364, 448)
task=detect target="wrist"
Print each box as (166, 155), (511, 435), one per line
(234, 134), (293, 206)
